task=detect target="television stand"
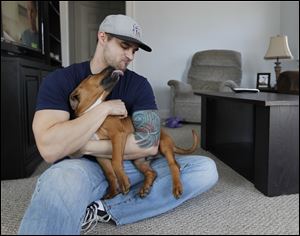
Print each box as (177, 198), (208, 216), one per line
(1, 56), (57, 180)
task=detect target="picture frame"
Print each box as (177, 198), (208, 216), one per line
(257, 73), (271, 89)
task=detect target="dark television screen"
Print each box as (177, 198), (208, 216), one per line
(1, 1), (43, 54)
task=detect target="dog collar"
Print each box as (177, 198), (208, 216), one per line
(83, 98), (103, 114)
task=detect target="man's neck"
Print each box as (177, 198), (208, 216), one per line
(89, 44), (108, 74)
(90, 56), (106, 75)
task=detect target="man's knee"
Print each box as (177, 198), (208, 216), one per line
(180, 156), (219, 194)
(199, 156), (218, 185)
(36, 159), (96, 202)
(40, 164), (90, 196)
(193, 156), (218, 180)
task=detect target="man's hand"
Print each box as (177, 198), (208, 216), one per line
(103, 99), (128, 118)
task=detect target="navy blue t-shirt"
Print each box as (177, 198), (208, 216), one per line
(36, 61), (157, 117)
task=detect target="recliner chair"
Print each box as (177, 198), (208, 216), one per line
(168, 49), (242, 123)
(277, 71), (299, 94)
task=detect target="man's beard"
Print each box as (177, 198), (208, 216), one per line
(103, 49), (130, 71)
(115, 60), (130, 71)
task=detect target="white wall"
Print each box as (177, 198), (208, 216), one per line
(131, 1), (298, 117)
(60, 1), (299, 118)
(280, 1), (299, 70)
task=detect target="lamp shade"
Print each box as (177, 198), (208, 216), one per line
(264, 35), (293, 60)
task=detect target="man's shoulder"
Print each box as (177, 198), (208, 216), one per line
(36, 61), (91, 113)
(45, 61), (90, 82)
(124, 69), (146, 79)
(123, 69), (149, 86)
(58, 61), (90, 76)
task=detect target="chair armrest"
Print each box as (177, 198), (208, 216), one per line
(219, 80), (239, 92)
(167, 80), (193, 95)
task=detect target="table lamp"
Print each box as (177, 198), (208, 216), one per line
(264, 35), (293, 84)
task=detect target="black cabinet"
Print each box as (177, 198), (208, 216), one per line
(43, 1), (62, 67)
(1, 56), (55, 180)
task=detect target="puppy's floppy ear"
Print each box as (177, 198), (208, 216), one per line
(69, 92), (79, 110)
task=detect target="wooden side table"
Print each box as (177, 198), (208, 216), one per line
(194, 91), (299, 197)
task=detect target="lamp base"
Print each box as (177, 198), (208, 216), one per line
(274, 60), (282, 83)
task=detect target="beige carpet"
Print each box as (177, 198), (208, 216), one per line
(1, 124), (299, 235)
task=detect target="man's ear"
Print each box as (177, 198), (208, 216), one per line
(98, 32), (106, 45)
(69, 92), (79, 111)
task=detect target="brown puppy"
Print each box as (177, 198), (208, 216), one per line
(70, 67), (199, 199)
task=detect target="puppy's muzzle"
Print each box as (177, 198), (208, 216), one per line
(101, 70), (124, 92)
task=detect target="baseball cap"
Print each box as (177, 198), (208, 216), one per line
(99, 14), (152, 52)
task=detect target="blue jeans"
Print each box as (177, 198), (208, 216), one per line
(18, 155), (218, 235)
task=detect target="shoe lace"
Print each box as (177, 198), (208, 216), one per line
(81, 202), (111, 234)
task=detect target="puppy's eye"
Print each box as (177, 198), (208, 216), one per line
(73, 94), (79, 100)
(70, 93), (80, 110)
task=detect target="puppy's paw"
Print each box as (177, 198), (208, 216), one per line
(139, 186), (152, 198)
(115, 170), (131, 195)
(119, 176), (131, 195)
(173, 183), (183, 199)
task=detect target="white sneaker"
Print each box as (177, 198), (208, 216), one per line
(81, 200), (111, 234)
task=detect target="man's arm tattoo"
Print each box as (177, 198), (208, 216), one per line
(132, 110), (161, 148)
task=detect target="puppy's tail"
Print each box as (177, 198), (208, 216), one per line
(173, 130), (199, 154)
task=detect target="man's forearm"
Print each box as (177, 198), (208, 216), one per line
(81, 134), (158, 160)
(81, 110), (161, 160)
(34, 100), (127, 163)
(35, 109), (109, 163)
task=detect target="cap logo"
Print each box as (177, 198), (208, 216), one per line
(132, 24), (141, 39)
